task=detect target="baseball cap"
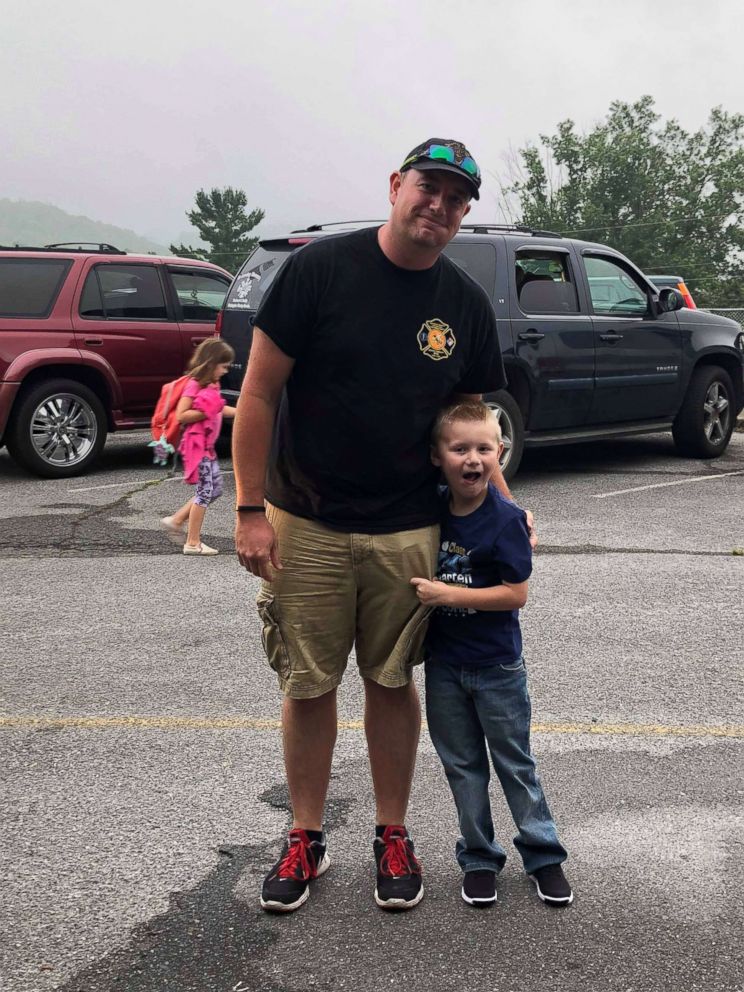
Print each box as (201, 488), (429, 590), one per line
(400, 138), (481, 200)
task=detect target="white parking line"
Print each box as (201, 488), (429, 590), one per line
(591, 470), (744, 499)
(69, 470), (234, 493)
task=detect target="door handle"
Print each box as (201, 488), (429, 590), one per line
(191, 336), (207, 346)
(599, 331), (624, 343)
(518, 330), (545, 343)
(83, 338), (103, 346)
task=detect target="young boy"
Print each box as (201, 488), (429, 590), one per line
(411, 401), (572, 908)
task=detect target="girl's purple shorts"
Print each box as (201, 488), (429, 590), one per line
(193, 457), (223, 507)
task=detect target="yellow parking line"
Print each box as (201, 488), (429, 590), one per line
(1, 715), (743, 738)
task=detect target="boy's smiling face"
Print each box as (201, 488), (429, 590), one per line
(432, 417), (504, 512)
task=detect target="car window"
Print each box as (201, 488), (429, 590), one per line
(515, 251), (579, 314)
(226, 247), (291, 311)
(584, 256), (648, 316)
(0, 258), (71, 317)
(169, 269), (230, 321)
(442, 243), (497, 297)
(80, 264), (168, 320)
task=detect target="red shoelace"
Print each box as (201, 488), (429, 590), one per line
(276, 830), (316, 880)
(379, 826), (421, 877)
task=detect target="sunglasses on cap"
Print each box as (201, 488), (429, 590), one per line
(403, 142), (481, 181)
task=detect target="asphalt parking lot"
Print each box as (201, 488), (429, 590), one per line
(2, 429), (743, 992)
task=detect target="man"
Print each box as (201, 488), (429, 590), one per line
(233, 138), (520, 913)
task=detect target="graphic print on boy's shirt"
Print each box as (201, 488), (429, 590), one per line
(436, 540), (476, 616)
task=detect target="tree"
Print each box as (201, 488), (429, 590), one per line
(505, 97), (744, 305)
(170, 187), (265, 274)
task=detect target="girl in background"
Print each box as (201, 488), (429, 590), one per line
(162, 338), (236, 556)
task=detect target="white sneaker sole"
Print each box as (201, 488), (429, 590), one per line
(260, 852), (330, 913)
(374, 883), (424, 911)
(528, 873), (574, 905)
(461, 887), (497, 907)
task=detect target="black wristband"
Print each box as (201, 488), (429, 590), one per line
(236, 504), (266, 513)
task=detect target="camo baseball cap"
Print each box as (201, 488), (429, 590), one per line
(400, 138), (481, 200)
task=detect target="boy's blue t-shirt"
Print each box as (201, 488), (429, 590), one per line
(426, 483), (532, 666)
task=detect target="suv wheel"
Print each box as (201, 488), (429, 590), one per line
(7, 378), (107, 478)
(483, 390), (525, 482)
(672, 365), (735, 459)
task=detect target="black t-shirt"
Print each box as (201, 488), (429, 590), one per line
(255, 226), (506, 532)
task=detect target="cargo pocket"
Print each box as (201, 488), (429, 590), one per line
(256, 591), (291, 680)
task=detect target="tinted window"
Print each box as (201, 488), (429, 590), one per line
(516, 251), (579, 314)
(170, 269), (230, 321)
(79, 271), (104, 317)
(584, 256), (648, 316)
(93, 264), (168, 320)
(0, 258), (71, 317)
(226, 247), (291, 311)
(443, 243), (497, 297)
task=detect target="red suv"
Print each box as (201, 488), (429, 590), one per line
(0, 243), (233, 477)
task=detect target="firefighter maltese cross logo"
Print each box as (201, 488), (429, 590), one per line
(417, 319), (456, 361)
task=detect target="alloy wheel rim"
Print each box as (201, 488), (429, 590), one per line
(485, 402), (514, 472)
(703, 381), (730, 445)
(30, 393), (98, 466)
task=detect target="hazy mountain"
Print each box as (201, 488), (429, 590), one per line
(0, 199), (169, 254)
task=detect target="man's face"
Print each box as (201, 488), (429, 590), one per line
(388, 168), (472, 251)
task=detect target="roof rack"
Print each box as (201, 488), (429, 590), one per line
(46, 242), (127, 254)
(0, 243), (127, 254)
(458, 223), (564, 238)
(287, 222), (564, 239)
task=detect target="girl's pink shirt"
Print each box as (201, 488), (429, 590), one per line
(179, 379), (226, 483)
(182, 379), (225, 455)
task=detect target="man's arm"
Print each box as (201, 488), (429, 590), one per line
(233, 327), (295, 580)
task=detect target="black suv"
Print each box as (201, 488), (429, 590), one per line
(218, 222), (744, 479)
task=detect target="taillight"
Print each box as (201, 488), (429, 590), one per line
(288, 238), (312, 245)
(677, 282), (696, 309)
(215, 310), (224, 335)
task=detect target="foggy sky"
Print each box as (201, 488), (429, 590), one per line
(3, 0), (743, 244)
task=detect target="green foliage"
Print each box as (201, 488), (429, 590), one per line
(507, 97), (744, 305)
(170, 187), (265, 274)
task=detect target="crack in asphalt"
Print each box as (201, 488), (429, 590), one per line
(537, 544), (740, 557)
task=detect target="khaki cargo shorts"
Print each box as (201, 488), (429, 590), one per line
(256, 503), (439, 699)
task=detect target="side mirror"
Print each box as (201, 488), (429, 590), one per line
(657, 287), (684, 313)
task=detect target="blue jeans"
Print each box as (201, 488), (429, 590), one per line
(425, 657), (567, 875)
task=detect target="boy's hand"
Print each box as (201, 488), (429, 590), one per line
(525, 508), (538, 549)
(410, 577), (453, 607)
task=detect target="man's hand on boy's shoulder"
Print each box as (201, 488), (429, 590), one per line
(410, 577), (455, 608)
(524, 509), (537, 549)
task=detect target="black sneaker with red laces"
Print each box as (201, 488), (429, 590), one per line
(260, 829), (330, 913)
(373, 825), (424, 910)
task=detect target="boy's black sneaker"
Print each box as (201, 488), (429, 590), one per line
(462, 870), (497, 907)
(260, 829), (330, 913)
(528, 863), (574, 905)
(373, 825), (424, 910)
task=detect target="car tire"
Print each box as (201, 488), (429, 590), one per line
(6, 378), (108, 478)
(672, 365), (735, 459)
(483, 390), (525, 482)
